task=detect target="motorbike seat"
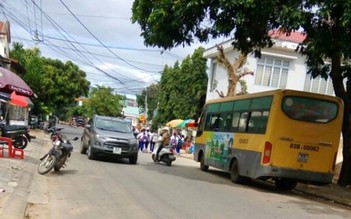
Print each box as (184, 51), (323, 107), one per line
(3, 125), (28, 132)
(61, 142), (73, 151)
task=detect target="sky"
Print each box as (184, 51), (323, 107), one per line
(0, 0), (227, 97)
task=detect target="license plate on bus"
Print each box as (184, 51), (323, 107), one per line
(297, 153), (308, 163)
(113, 147), (122, 154)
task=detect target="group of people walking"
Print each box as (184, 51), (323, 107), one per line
(135, 127), (157, 152)
(133, 126), (185, 155)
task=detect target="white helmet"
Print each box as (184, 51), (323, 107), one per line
(162, 126), (169, 131)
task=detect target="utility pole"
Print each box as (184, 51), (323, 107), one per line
(144, 90), (148, 123)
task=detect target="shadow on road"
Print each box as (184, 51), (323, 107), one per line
(142, 159), (301, 196)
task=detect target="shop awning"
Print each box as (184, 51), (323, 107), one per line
(25, 96), (34, 108)
(0, 67), (34, 97)
(0, 91), (33, 108)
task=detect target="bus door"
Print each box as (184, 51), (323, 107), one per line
(204, 112), (232, 169)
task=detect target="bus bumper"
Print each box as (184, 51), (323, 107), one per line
(256, 165), (334, 184)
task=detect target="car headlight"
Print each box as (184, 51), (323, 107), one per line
(128, 138), (137, 144)
(95, 133), (107, 140)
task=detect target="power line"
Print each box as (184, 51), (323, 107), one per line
(47, 12), (130, 20)
(59, 0), (155, 73)
(1, 1), (166, 94)
(30, 0), (153, 91)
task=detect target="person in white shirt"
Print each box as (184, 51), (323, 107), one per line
(150, 131), (158, 152)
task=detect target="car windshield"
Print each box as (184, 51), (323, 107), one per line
(95, 119), (131, 133)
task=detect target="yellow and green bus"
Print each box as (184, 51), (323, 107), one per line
(193, 89), (343, 190)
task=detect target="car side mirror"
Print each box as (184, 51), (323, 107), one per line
(85, 124), (91, 130)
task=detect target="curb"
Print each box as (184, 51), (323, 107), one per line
(295, 183), (351, 208)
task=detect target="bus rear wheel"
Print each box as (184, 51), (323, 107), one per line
(230, 159), (247, 184)
(275, 178), (297, 190)
(200, 154), (209, 171)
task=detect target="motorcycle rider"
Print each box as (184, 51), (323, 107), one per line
(156, 126), (171, 161)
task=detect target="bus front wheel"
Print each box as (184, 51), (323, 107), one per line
(200, 154), (209, 171)
(230, 159), (247, 184)
(275, 178), (297, 190)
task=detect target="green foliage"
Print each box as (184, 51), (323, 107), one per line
(68, 104), (90, 119)
(137, 83), (159, 120)
(153, 47), (207, 126)
(84, 85), (123, 117)
(137, 48), (207, 130)
(9, 42), (91, 117)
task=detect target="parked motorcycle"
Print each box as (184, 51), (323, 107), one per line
(38, 129), (78, 175)
(0, 121), (35, 149)
(44, 116), (58, 133)
(152, 145), (176, 166)
(47, 126), (64, 142)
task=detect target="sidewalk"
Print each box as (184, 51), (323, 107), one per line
(0, 129), (49, 219)
(179, 150), (351, 208)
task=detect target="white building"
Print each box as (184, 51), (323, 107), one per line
(204, 31), (334, 102)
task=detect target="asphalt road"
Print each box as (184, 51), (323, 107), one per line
(25, 125), (351, 219)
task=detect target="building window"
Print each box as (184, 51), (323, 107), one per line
(303, 74), (334, 96)
(210, 61), (217, 91)
(255, 56), (290, 88)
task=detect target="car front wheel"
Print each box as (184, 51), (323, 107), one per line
(87, 144), (95, 160)
(80, 140), (87, 154)
(129, 154), (138, 164)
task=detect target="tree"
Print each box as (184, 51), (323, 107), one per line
(85, 85), (123, 117)
(215, 45), (253, 97)
(136, 83), (159, 121)
(156, 64), (178, 123)
(10, 42), (90, 116)
(152, 47), (208, 128)
(132, 1), (351, 186)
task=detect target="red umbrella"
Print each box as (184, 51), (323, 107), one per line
(10, 91), (28, 107)
(0, 67), (33, 97)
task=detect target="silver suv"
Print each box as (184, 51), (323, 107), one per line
(80, 115), (138, 164)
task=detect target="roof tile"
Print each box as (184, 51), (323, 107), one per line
(269, 30), (306, 43)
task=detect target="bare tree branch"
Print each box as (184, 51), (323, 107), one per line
(239, 68), (254, 78)
(215, 89), (225, 98)
(232, 53), (248, 70)
(216, 44), (233, 75)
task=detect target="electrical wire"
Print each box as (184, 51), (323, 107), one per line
(1, 0), (168, 94)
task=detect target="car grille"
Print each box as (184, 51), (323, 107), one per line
(104, 141), (130, 151)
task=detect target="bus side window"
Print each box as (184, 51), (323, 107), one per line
(247, 111), (262, 133)
(205, 114), (221, 131)
(238, 112), (249, 132)
(212, 118), (219, 130)
(205, 114), (213, 130)
(231, 112), (240, 132)
(212, 115), (223, 131)
(260, 111), (269, 133)
(222, 113), (232, 132)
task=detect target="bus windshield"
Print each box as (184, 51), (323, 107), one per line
(282, 96), (338, 123)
